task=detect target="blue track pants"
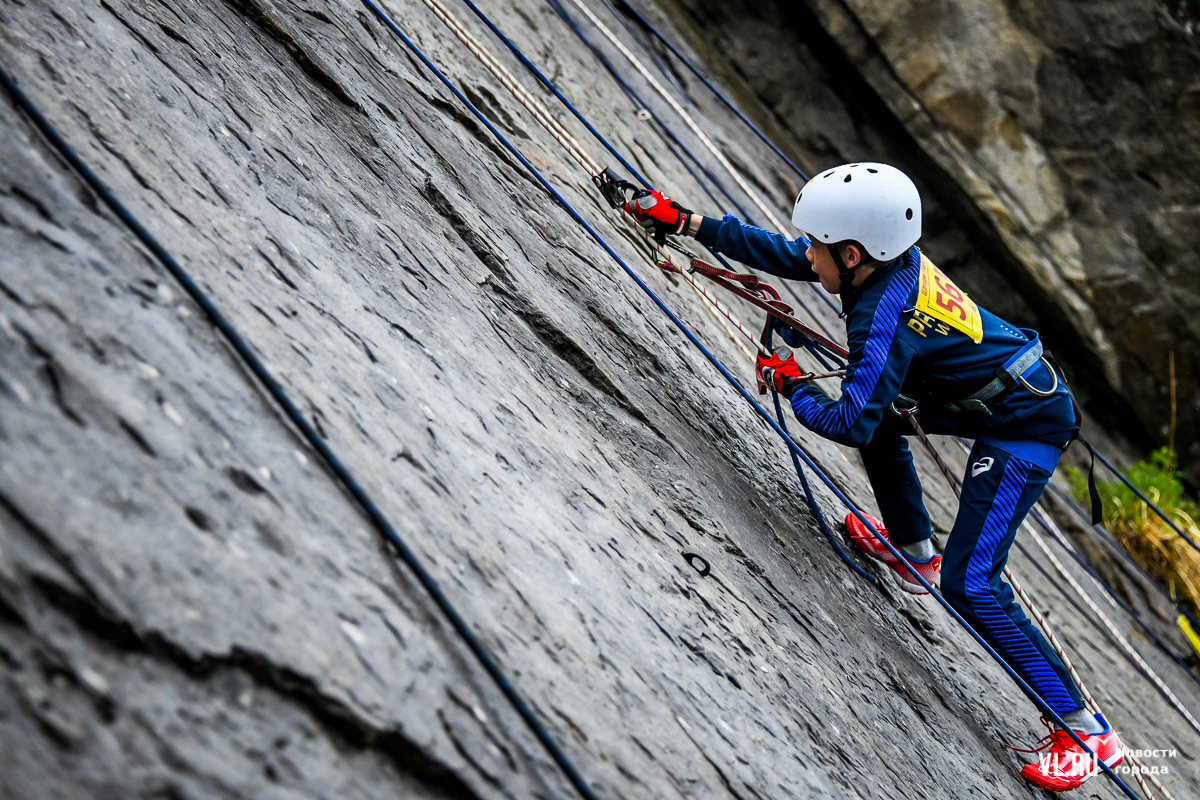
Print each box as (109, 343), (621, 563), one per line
(861, 428), (1086, 716)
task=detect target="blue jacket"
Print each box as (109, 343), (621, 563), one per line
(697, 215), (1078, 457)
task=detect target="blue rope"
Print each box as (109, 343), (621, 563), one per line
(659, 131), (728, 211)
(595, 0), (688, 100)
(1027, 506), (1200, 691)
(554, 0), (841, 320)
(576, 5), (852, 319)
(543, 0), (847, 345)
(803, 344), (841, 372)
(612, 0), (810, 182)
(1093, 447), (1200, 554)
(543, 0), (762, 226)
(763, 329), (872, 583)
(358, 8), (1140, 795)
(1047, 480), (1200, 631)
(454, 0), (652, 190)
(503, 0), (843, 324)
(772, 388), (873, 583)
(0, 63), (597, 800)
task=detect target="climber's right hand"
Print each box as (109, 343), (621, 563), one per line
(623, 190), (692, 245)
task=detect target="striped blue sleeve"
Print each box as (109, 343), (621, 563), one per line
(695, 215), (817, 282)
(790, 260), (919, 447)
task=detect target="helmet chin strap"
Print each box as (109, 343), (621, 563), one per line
(827, 242), (860, 308)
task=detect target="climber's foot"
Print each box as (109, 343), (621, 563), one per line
(1021, 714), (1122, 792)
(845, 513), (940, 594)
(846, 512), (898, 562)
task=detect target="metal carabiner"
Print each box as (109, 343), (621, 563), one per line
(1017, 357), (1059, 397)
(889, 394), (919, 417)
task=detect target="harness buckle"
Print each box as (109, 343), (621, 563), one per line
(1018, 357), (1059, 397)
(889, 394), (920, 417)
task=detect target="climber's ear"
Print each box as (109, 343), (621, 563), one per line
(839, 241), (864, 269)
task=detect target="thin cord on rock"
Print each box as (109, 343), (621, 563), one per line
(561, 0), (788, 231)
(1046, 480), (1200, 632)
(1029, 503), (1200, 690)
(0, 63), (599, 800)
(612, 0), (810, 181)
(543, 0), (842, 320)
(453, 0), (652, 189)
(1093, 448), (1200, 555)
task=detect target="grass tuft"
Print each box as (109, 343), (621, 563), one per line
(1065, 448), (1200, 617)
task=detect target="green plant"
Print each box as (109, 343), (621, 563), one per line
(1065, 448), (1200, 616)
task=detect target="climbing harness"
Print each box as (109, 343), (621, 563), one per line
(942, 333), (1054, 414)
(0, 64), (600, 800)
(355, 5), (1145, 795)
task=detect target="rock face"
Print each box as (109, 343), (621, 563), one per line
(675, 0), (1200, 483)
(1, 0), (1199, 798)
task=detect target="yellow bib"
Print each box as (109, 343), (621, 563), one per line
(914, 254), (983, 343)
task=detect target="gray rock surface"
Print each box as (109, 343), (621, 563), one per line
(1, 0), (1198, 798)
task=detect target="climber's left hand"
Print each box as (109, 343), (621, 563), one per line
(756, 345), (813, 397)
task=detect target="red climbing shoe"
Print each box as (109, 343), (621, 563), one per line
(846, 512), (897, 561)
(1020, 714), (1123, 792)
(844, 513), (941, 595)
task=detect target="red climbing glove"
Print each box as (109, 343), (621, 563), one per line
(756, 346), (813, 397)
(623, 190), (692, 245)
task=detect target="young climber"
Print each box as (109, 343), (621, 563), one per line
(624, 163), (1122, 791)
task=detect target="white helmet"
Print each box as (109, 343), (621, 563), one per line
(791, 163), (921, 261)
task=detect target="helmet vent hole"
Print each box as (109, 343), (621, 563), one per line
(867, 168), (878, 173)
(823, 234), (830, 239)
(843, 174), (852, 183)
(798, 191), (803, 201)
(880, 251), (886, 256)
(906, 208), (913, 220)
(823, 170), (835, 178)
